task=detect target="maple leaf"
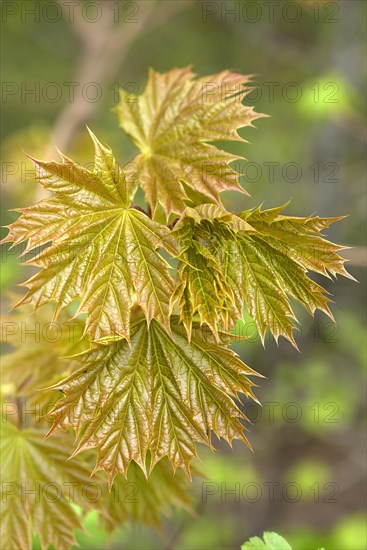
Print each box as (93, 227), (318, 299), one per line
(171, 204), (352, 347)
(241, 531), (293, 550)
(115, 67), (264, 218)
(170, 204), (253, 338)
(0, 420), (94, 550)
(224, 205), (353, 346)
(48, 317), (260, 484)
(2, 130), (175, 342)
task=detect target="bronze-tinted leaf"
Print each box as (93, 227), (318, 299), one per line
(115, 67), (264, 218)
(2, 131), (174, 342)
(48, 318), (260, 484)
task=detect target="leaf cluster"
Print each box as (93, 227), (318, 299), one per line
(1, 67), (352, 548)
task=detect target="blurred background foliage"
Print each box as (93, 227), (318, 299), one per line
(1, 1), (366, 549)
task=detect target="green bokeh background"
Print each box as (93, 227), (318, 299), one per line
(1, 1), (366, 549)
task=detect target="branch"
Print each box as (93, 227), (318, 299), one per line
(47, 0), (191, 156)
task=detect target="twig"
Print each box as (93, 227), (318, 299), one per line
(46, 0), (191, 157)
(35, 0), (190, 203)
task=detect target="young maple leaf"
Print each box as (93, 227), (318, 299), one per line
(115, 67), (264, 218)
(48, 318), (261, 484)
(2, 130), (175, 343)
(235, 205), (354, 345)
(170, 203), (353, 347)
(170, 204), (253, 339)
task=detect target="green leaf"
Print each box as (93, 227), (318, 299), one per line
(114, 67), (264, 218)
(232, 205), (354, 345)
(0, 421), (94, 550)
(171, 203), (351, 347)
(242, 205), (351, 279)
(48, 318), (260, 484)
(170, 205), (253, 338)
(241, 531), (293, 549)
(2, 130), (175, 343)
